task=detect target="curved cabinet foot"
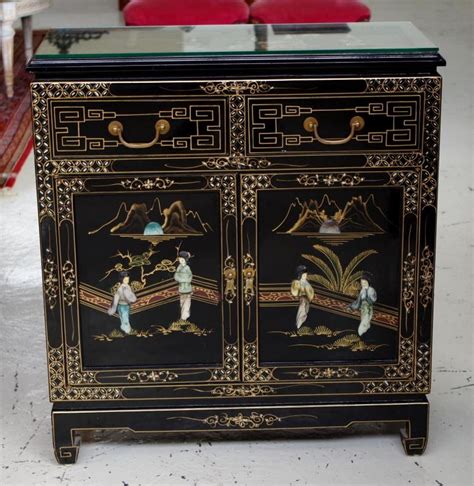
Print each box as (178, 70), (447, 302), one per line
(400, 409), (429, 455)
(52, 411), (81, 464)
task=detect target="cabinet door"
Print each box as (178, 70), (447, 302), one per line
(241, 171), (432, 396)
(44, 173), (239, 401)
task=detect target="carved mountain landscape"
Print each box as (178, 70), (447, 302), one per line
(89, 198), (213, 237)
(273, 194), (387, 245)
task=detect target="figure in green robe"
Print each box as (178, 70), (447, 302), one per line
(348, 273), (377, 336)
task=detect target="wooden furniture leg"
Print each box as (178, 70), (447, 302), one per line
(1, 4), (16, 98)
(21, 15), (33, 61)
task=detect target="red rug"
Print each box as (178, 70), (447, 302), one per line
(0, 30), (46, 189)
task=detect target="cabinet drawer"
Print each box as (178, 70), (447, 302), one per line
(48, 96), (228, 160)
(247, 93), (424, 155)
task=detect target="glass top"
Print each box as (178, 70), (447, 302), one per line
(34, 22), (437, 59)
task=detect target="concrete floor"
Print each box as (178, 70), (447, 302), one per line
(1, 0), (473, 484)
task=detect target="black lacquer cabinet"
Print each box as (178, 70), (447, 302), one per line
(28, 22), (445, 463)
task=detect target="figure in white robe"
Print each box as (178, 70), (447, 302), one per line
(290, 265), (315, 330)
(174, 251), (193, 321)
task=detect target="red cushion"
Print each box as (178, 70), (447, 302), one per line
(124, 0), (250, 26)
(250, 0), (371, 24)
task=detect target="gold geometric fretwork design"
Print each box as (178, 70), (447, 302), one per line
(49, 345), (123, 401)
(207, 175), (237, 216)
(241, 175), (272, 221)
(363, 339), (430, 393)
(31, 82), (112, 221)
(243, 341), (276, 382)
(388, 171), (419, 214)
(365, 76), (442, 208)
(210, 343), (239, 381)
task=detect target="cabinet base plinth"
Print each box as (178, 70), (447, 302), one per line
(52, 395), (429, 463)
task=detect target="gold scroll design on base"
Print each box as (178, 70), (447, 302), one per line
(363, 338), (430, 393)
(243, 341), (275, 382)
(170, 411), (319, 429)
(44, 248), (59, 310)
(419, 245), (434, 308)
(365, 77), (441, 208)
(49, 345), (123, 400)
(31, 82), (111, 221)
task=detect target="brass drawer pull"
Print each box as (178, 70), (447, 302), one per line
(304, 115), (364, 145)
(108, 119), (170, 149)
